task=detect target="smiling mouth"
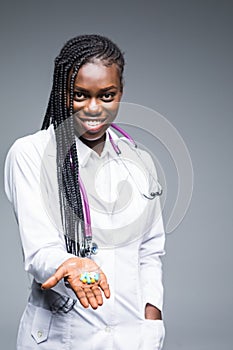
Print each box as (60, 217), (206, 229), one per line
(85, 120), (105, 127)
(77, 118), (110, 133)
(79, 118), (107, 127)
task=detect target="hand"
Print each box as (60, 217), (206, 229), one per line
(145, 303), (162, 320)
(41, 257), (110, 309)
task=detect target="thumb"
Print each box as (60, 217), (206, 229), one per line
(41, 265), (67, 290)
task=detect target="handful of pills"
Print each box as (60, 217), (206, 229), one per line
(80, 272), (100, 285)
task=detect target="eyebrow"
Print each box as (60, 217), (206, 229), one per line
(73, 85), (118, 93)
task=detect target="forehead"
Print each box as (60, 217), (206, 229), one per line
(73, 62), (120, 89)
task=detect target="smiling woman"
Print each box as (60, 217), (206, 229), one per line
(72, 61), (122, 152)
(4, 34), (166, 350)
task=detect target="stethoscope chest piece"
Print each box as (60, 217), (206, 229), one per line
(91, 242), (99, 255)
(80, 237), (99, 257)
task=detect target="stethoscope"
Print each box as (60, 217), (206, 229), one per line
(71, 123), (163, 258)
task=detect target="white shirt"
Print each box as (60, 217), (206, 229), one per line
(4, 125), (166, 350)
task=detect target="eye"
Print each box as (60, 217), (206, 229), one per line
(73, 91), (86, 101)
(101, 92), (116, 102)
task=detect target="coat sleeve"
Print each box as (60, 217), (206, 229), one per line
(139, 151), (166, 314)
(4, 135), (76, 299)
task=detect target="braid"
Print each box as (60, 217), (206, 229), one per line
(41, 34), (125, 255)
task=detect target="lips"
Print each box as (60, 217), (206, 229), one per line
(78, 118), (108, 134)
(85, 120), (103, 127)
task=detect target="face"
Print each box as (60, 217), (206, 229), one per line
(70, 61), (122, 144)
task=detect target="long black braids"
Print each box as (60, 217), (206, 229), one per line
(41, 35), (125, 256)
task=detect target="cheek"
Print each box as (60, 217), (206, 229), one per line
(109, 102), (120, 116)
(106, 97), (121, 112)
(73, 101), (85, 112)
(105, 105), (119, 120)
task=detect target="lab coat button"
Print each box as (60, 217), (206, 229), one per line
(37, 331), (43, 338)
(105, 326), (111, 333)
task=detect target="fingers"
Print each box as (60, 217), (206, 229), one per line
(92, 285), (103, 306)
(74, 286), (101, 310)
(75, 287), (89, 309)
(85, 288), (99, 309)
(41, 265), (67, 289)
(99, 272), (111, 299)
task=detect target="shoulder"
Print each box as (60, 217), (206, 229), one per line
(6, 125), (55, 162)
(4, 126), (56, 199)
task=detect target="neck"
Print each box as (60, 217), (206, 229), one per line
(79, 133), (106, 156)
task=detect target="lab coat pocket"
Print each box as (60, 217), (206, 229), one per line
(141, 319), (165, 350)
(31, 307), (52, 344)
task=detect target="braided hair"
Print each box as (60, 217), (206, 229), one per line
(41, 35), (125, 255)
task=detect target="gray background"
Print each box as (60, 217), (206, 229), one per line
(1, 0), (232, 349)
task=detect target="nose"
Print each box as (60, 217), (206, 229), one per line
(84, 98), (102, 116)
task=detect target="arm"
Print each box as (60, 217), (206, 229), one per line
(4, 136), (110, 307)
(4, 136), (75, 297)
(140, 204), (165, 319)
(139, 153), (165, 319)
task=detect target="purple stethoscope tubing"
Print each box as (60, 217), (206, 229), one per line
(111, 123), (137, 148)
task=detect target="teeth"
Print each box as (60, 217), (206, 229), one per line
(86, 120), (102, 126)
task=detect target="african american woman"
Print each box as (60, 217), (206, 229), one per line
(5, 34), (166, 350)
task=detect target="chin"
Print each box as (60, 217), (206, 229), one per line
(81, 133), (105, 142)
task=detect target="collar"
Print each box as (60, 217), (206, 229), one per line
(45, 125), (119, 165)
(75, 128), (119, 167)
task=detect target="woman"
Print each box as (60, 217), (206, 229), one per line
(5, 34), (165, 349)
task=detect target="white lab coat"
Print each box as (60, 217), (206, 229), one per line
(4, 125), (166, 350)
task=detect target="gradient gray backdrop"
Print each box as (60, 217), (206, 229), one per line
(1, 1), (232, 349)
